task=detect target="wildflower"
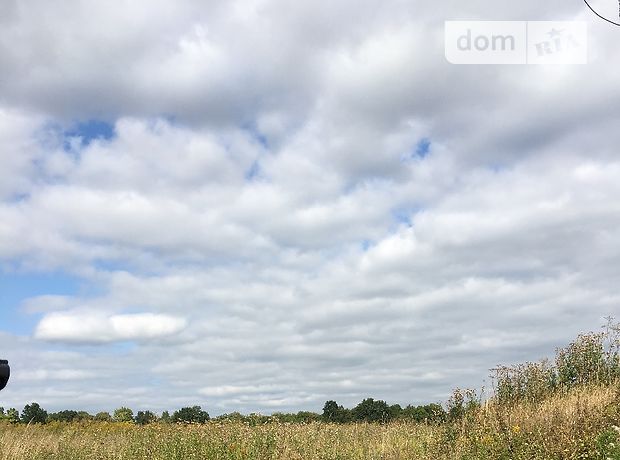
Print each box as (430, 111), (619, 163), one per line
(512, 425), (521, 434)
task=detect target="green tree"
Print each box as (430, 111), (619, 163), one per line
(135, 410), (157, 425)
(76, 411), (93, 421)
(48, 410), (78, 423)
(172, 406), (209, 423)
(6, 408), (20, 423)
(389, 404), (403, 419)
(159, 410), (171, 423)
(113, 407), (134, 422)
(21, 402), (48, 424)
(446, 389), (479, 421)
(215, 411), (244, 422)
(425, 403), (447, 423)
(295, 411), (321, 423)
(95, 411), (112, 422)
(401, 403), (446, 423)
(352, 398), (391, 423)
(322, 400), (351, 423)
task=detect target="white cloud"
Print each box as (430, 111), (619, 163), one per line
(34, 312), (187, 343)
(0, 108), (43, 200)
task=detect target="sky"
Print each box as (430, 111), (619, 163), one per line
(0, 0), (619, 415)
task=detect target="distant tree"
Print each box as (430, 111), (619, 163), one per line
(113, 407), (134, 422)
(322, 400), (339, 421)
(21, 402), (48, 424)
(425, 403), (447, 423)
(215, 411), (244, 422)
(351, 398), (391, 423)
(295, 411), (321, 423)
(135, 410), (157, 425)
(401, 403), (446, 423)
(93, 412), (112, 422)
(159, 411), (171, 423)
(48, 410), (79, 423)
(402, 404), (422, 422)
(76, 411), (93, 421)
(6, 408), (20, 423)
(172, 406), (209, 423)
(270, 412), (291, 423)
(95, 411), (112, 422)
(446, 389), (479, 421)
(245, 412), (270, 426)
(265, 410), (319, 424)
(322, 400), (351, 423)
(389, 404), (403, 420)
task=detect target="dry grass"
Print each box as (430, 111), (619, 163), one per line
(1, 383), (619, 460)
(447, 383), (620, 459)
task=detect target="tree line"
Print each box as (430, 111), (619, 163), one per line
(0, 404), (210, 425)
(0, 398), (446, 425)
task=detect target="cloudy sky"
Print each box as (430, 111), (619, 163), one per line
(0, 0), (619, 415)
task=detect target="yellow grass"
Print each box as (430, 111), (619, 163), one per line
(1, 384), (619, 459)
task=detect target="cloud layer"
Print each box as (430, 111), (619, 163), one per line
(0, 0), (618, 415)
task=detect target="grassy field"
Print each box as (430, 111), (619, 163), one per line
(2, 326), (619, 459)
(1, 384), (619, 459)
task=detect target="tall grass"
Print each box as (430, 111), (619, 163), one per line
(492, 319), (620, 405)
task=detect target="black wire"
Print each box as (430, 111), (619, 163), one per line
(583, 0), (620, 26)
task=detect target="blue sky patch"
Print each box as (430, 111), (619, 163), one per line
(64, 119), (115, 149)
(0, 271), (82, 335)
(415, 138), (431, 159)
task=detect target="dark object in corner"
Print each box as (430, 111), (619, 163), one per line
(0, 359), (9, 391)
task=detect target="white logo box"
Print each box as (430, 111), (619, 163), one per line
(445, 21), (587, 65)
